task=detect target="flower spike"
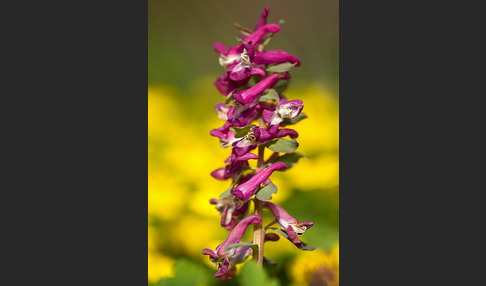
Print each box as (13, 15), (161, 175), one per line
(204, 6), (314, 281)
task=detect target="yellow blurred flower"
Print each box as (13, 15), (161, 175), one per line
(147, 251), (175, 283)
(288, 242), (339, 286)
(148, 172), (187, 220)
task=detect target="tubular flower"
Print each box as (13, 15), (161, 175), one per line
(202, 215), (262, 277)
(262, 201), (314, 249)
(210, 152), (258, 180)
(231, 162), (287, 201)
(244, 42), (301, 67)
(232, 73), (282, 106)
(214, 72), (248, 96)
(226, 46), (266, 82)
(231, 126), (298, 156)
(214, 23), (280, 69)
(214, 103), (230, 120)
(218, 230), (281, 282)
(262, 97), (304, 126)
(210, 197), (249, 230)
(209, 127), (238, 149)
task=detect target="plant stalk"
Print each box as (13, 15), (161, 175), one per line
(253, 116), (267, 267)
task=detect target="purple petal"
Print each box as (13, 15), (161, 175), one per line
(210, 168), (226, 180)
(234, 152), (259, 163)
(229, 64), (253, 81)
(232, 139), (258, 156)
(214, 258), (230, 277)
(218, 266), (237, 281)
(250, 67), (266, 78)
(286, 225), (304, 249)
(215, 215), (262, 257)
(202, 248), (217, 258)
(215, 73), (251, 96)
(232, 73), (280, 105)
(231, 162), (287, 200)
(262, 109), (275, 125)
(253, 50), (301, 67)
(253, 7), (270, 31)
(244, 24), (280, 46)
(275, 99), (304, 121)
(209, 128), (226, 140)
(276, 128), (298, 139)
(233, 200), (249, 216)
(221, 205), (236, 231)
(214, 42), (227, 55)
(262, 201), (298, 226)
(232, 103), (260, 126)
(298, 221), (314, 229)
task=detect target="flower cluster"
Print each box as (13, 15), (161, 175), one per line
(203, 7), (314, 281)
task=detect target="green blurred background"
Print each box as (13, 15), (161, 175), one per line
(148, 1), (339, 285)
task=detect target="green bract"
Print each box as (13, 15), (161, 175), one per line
(265, 138), (299, 153)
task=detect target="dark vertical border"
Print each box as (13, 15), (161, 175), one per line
(1, 0), (147, 284)
(341, 1), (482, 285)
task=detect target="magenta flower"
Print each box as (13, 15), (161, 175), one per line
(209, 127), (238, 149)
(231, 162), (287, 200)
(217, 230), (280, 282)
(214, 72), (248, 96)
(230, 102), (261, 126)
(225, 44), (265, 82)
(210, 197), (249, 230)
(262, 201), (314, 249)
(231, 125), (298, 156)
(217, 246), (251, 281)
(244, 42), (301, 67)
(262, 97), (304, 126)
(214, 103), (230, 120)
(225, 40), (301, 83)
(217, 232), (280, 282)
(241, 23), (280, 49)
(214, 23), (280, 69)
(202, 215), (262, 277)
(210, 103), (262, 149)
(211, 152), (258, 181)
(232, 73), (281, 106)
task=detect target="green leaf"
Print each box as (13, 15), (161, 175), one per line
(272, 152), (306, 170)
(266, 62), (297, 73)
(224, 242), (258, 253)
(218, 187), (232, 199)
(230, 124), (255, 138)
(259, 90), (279, 103)
(263, 256), (278, 277)
(225, 92), (234, 104)
(172, 258), (210, 286)
(255, 183), (278, 200)
(155, 278), (174, 286)
(268, 228), (317, 251)
(239, 260), (280, 286)
(265, 139), (299, 153)
(282, 112), (307, 125)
